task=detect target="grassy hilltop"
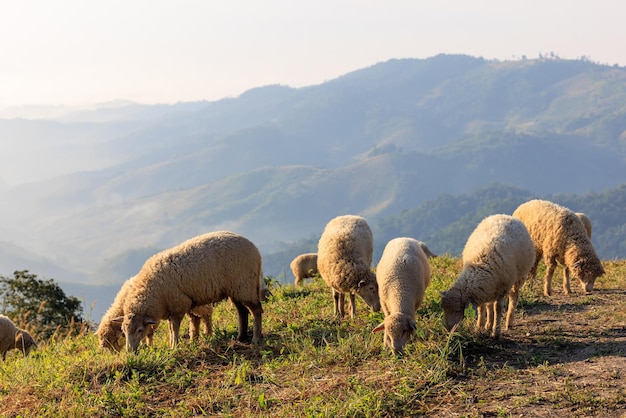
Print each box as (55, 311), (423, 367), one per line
(1, 257), (626, 417)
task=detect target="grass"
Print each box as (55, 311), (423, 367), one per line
(1, 256), (626, 417)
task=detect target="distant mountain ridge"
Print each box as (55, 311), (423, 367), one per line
(0, 54), (624, 318)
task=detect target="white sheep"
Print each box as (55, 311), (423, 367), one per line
(372, 237), (431, 353)
(512, 200), (604, 296)
(317, 214), (381, 319)
(0, 315), (37, 361)
(120, 231), (263, 352)
(290, 253), (319, 285)
(97, 276), (214, 351)
(441, 214), (535, 338)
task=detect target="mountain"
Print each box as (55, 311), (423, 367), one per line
(0, 54), (625, 318)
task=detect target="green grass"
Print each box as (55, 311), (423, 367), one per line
(2, 256), (626, 417)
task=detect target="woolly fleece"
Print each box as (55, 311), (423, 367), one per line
(373, 237), (431, 353)
(317, 215), (381, 318)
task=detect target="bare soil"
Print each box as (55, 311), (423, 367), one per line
(431, 286), (626, 417)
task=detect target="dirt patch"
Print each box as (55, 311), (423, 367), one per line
(433, 285), (626, 417)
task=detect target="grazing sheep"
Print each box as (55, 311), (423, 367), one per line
(97, 277), (215, 351)
(0, 315), (37, 361)
(417, 241), (438, 258)
(97, 277), (151, 352)
(290, 253), (319, 285)
(441, 214), (535, 338)
(121, 231), (263, 352)
(372, 237), (431, 353)
(512, 200), (604, 296)
(317, 215), (381, 319)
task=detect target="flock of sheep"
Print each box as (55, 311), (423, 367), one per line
(0, 198), (605, 360)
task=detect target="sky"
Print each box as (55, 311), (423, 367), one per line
(1, 0), (625, 110)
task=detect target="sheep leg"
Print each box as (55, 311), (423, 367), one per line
(485, 302), (495, 332)
(168, 313), (185, 349)
(349, 293), (357, 318)
(526, 257), (540, 291)
(333, 289), (345, 318)
(188, 313), (201, 340)
(202, 314), (213, 336)
(475, 303), (486, 332)
(491, 297), (504, 339)
(544, 258), (557, 296)
(233, 300), (250, 342)
(505, 281), (521, 330)
(245, 301), (263, 345)
(562, 267), (572, 295)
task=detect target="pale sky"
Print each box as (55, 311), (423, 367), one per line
(1, 0), (624, 108)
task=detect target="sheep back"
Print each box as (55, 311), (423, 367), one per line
(441, 214), (535, 333)
(373, 237), (431, 353)
(513, 199), (604, 295)
(317, 215), (380, 317)
(290, 253), (319, 285)
(122, 231), (263, 351)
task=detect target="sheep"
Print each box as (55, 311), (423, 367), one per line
(97, 276), (151, 352)
(97, 276), (215, 351)
(417, 241), (438, 258)
(290, 253), (319, 285)
(317, 214), (381, 319)
(441, 214), (535, 338)
(512, 200), (604, 296)
(0, 315), (37, 361)
(120, 231), (263, 352)
(372, 237), (431, 353)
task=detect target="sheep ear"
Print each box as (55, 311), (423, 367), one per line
(572, 260), (583, 268)
(144, 317), (158, 325)
(372, 322), (385, 333)
(110, 316), (125, 324)
(357, 280), (366, 289)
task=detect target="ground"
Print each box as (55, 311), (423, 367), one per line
(432, 285), (626, 417)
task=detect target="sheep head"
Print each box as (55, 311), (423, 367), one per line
(571, 258), (605, 293)
(372, 312), (416, 354)
(441, 288), (466, 331)
(355, 272), (380, 312)
(14, 329), (37, 356)
(97, 322), (125, 352)
(123, 313), (158, 352)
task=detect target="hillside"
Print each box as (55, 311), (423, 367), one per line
(1, 258), (625, 416)
(263, 183), (626, 283)
(0, 54), (624, 306)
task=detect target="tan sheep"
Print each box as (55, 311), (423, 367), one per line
(441, 215), (535, 338)
(290, 253), (319, 285)
(97, 276), (214, 351)
(0, 315), (37, 361)
(317, 215), (381, 319)
(512, 200), (604, 296)
(121, 231), (263, 352)
(372, 237), (431, 353)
